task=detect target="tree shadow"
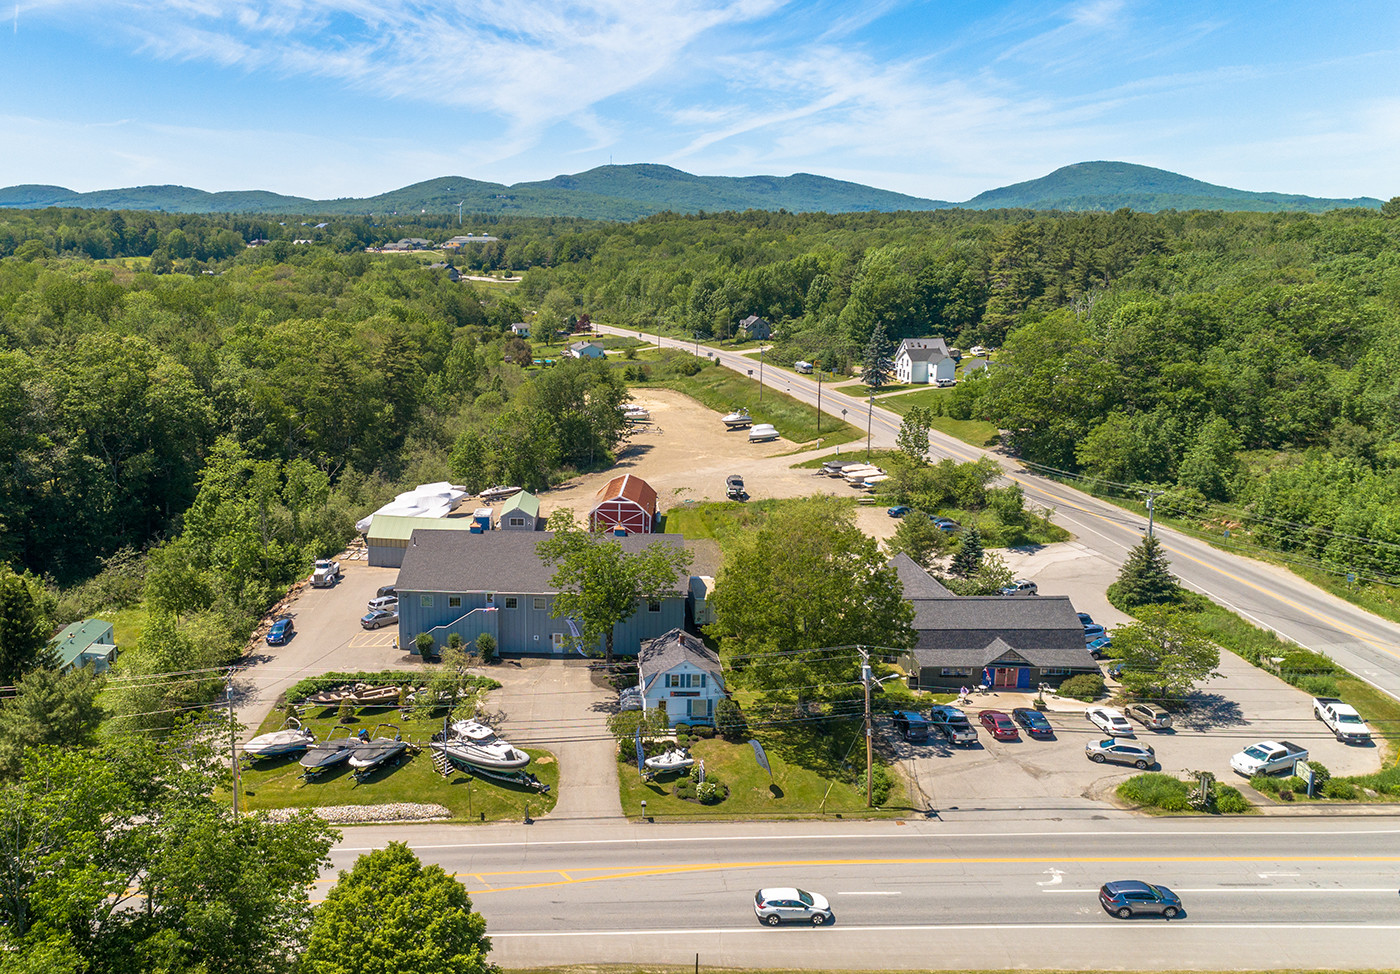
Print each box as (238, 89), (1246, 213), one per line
(1177, 691), (1247, 731)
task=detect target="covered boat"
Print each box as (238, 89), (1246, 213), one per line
(243, 717), (317, 760)
(432, 719), (530, 771)
(622, 405), (651, 422)
(643, 747), (695, 772)
(748, 423), (780, 443)
(348, 724), (410, 777)
(299, 728), (358, 776)
(721, 408), (752, 429)
(479, 485), (523, 502)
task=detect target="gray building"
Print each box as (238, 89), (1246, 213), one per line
(890, 554), (1098, 691)
(498, 491), (542, 531)
(395, 529), (688, 656)
(739, 315), (771, 340)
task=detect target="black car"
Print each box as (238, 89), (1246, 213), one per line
(1011, 707), (1054, 737)
(891, 710), (930, 742)
(376, 584), (397, 599)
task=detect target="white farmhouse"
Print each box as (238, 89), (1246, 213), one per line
(638, 628), (726, 727)
(894, 337), (955, 385)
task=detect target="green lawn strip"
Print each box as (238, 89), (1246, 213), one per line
(96, 604), (149, 649)
(634, 368), (862, 447)
(1115, 772), (1253, 815)
(617, 736), (906, 820)
(234, 708), (557, 822)
(661, 499), (792, 541)
(879, 390), (1001, 446)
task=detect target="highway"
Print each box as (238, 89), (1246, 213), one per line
(599, 326), (1400, 701)
(331, 818), (1400, 969)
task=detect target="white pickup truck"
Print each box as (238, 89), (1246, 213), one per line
(310, 559), (342, 588)
(1313, 697), (1372, 743)
(1230, 740), (1309, 777)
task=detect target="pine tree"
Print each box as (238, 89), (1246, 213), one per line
(948, 525), (984, 579)
(1113, 534), (1182, 608)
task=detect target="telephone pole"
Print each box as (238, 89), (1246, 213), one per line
(815, 361), (822, 435)
(227, 684), (240, 820)
(1142, 488), (1165, 538)
(860, 646), (873, 806)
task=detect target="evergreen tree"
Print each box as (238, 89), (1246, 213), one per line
(0, 570), (52, 685)
(948, 525), (983, 579)
(862, 323), (895, 392)
(1113, 534), (1182, 608)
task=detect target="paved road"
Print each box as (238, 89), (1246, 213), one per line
(329, 816), (1400, 969)
(599, 326), (1400, 701)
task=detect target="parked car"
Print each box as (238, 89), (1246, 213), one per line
(1011, 707), (1054, 737)
(265, 618), (294, 645)
(978, 710), (1019, 741)
(1085, 738), (1156, 769)
(618, 687), (643, 711)
(930, 516), (960, 533)
(754, 888), (833, 926)
(1086, 706), (1135, 736)
(376, 584), (397, 599)
(1098, 880), (1182, 919)
(1125, 702), (1173, 729)
(891, 710), (930, 742)
(367, 595), (399, 613)
(927, 704), (978, 745)
(360, 609), (398, 630)
(999, 579), (1038, 596)
(1230, 740), (1308, 777)
(934, 377), (957, 388)
(1077, 612), (1096, 627)
(1081, 619), (1106, 639)
(1087, 634), (1113, 658)
(887, 505), (910, 518)
(726, 474), (746, 500)
(970, 345), (990, 356)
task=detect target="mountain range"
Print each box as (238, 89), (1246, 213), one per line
(0, 162), (1382, 220)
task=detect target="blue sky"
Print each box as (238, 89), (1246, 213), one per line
(3, 0), (1397, 201)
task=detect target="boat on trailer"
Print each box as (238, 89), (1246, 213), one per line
(479, 485), (523, 503)
(431, 719), (530, 771)
(243, 717), (317, 761)
(299, 728), (358, 777)
(721, 408), (752, 429)
(643, 747), (695, 772)
(348, 723), (410, 779)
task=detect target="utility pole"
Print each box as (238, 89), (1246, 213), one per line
(759, 343), (765, 403)
(861, 646), (874, 807)
(1142, 488), (1165, 538)
(815, 360), (822, 435)
(866, 393), (874, 460)
(227, 684), (240, 820)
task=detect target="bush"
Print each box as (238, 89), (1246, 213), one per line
(415, 632), (436, 659)
(694, 724), (715, 738)
(675, 778), (696, 800)
(1215, 785), (1252, 814)
(1322, 779), (1358, 800)
(696, 781), (724, 804)
(714, 698), (748, 740)
(476, 633), (497, 664)
(1059, 673), (1105, 701)
(1249, 774), (1283, 794)
(1304, 760), (1331, 789)
(870, 763), (893, 806)
(1297, 676), (1340, 697)
(1117, 773), (1190, 811)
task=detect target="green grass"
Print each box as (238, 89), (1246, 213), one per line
(617, 734), (908, 820)
(879, 390), (1001, 446)
(232, 707), (557, 822)
(96, 605), (148, 648)
(636, 366), (862, 448)
(661, 499), (796, 541)
(505, 968), (1373, 974)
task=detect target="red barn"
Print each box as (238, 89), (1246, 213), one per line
(589, 474), (657, 535)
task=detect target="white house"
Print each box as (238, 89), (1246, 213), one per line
(638, 628), (726, 727)
(569, 340), (605, 359)
(510, 322), (531, 338)
(894, 337), (955, 385)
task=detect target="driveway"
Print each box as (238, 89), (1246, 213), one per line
(476, 659), (622, 822)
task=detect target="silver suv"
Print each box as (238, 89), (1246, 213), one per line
(1085, 738), (1156, 769)
(754, 888), (833, 926)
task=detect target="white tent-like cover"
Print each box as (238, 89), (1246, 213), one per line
(355, 482), (470, 534)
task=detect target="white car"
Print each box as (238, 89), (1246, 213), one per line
(1086, 706), (1135, 737)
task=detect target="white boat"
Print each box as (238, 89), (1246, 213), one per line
(622, 405), (651, 422)
(840, 465), (882, 483)
(243, 717), (317, 760)
(748, 423), (780, 443)
(721, 408), (752, 429)
(478, 485), (522, 502)
(858, 474), (890, 489)
(643, 747), (695, 772)
(433, 719), (530, 771)
(823, 461), (866, 477)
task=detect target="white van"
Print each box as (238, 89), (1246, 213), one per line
(366, 595), (399, 613)
(794, 361), (813, 374)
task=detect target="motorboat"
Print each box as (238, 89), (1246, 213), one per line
(299, 728), (358, 775)
(840, 464), (882, 484)
(857, 474), (889, 489)
(479, 485), (523, 502)
(748, 423), (780, 443)
(348, 723), (410, 776)
(822, 460), (860, 476)
(243, 717), (317, 760)
(643, 747), (695, 772)
(351, 685), (405, 706)
(432, 718), (531, 771)
(622, 405), (651, 422)
(303, 684), (362, 708)
(721, 408), (752, 429)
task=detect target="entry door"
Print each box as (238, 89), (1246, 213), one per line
(993, 667), (1019, 688)
(550, 632), (565, 653)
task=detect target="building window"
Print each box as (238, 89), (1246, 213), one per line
(448, 596), (461, 609)
(1043, 667), (1072, 676)
(533, 597), (547, 611)
(647, 600), (661, 613)
(940, 667), (973, 677)
(504, 597), (519, 609)
(485, 593), (495, 606)
(420, 595), (434, 608)
(508, 517), (525, 527)
(688, 698), (712, 719)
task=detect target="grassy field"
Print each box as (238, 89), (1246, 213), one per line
(878, 390), (1002, 446)
(617, 733), (910, 821)
(96, 604), (148, 648)
(661, 499), (797, 542)
(636, 366), (862, 448)
(232, 707), (558, 822)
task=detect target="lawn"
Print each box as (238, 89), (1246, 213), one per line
(232, 706), (558, 822)
(879, 390), (1001, 446)
(636, 366), (862, 448)
(96, 604), (148, 649)
(617, 733), (909, 821)
(662, 498), (810, 542)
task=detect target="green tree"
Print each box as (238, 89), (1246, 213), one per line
(943, 550), (1015, 596)
(862, 323), (895, 392)
(605, 707), (670, 752)
(1176, 414), (1240, 501)
(1108, 607), (1221, 699)
(896, 406), (934, 465)
(948, 525), (984, 579)
(142, 538), (214, 619)
(1111, 534), (1182, 608)
(1382, 196), (1400, 219)
(475, 632), (497, 664)
(537, 511), (693, 662)
(0, 569), (51, 684)
(448, 430), (491, 494)
(0, 667), (104, 780)
(710, 497), (914, 704)
(886, 512), (952, 568)
(302, 842), (496, 974)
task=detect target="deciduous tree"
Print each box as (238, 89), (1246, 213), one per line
(1108, 607), (1221, 699)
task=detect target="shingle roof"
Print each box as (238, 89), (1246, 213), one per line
(594, 474), (657, 515)
(908, 642), (1098, 671)
(499, 491), (540, 518)
(897, 338), (950, 363)
(396, 530), (688, 595)
(905, 593), (1096, 670)
(890, 553), (955, 598)
(638, 628), (724, 691)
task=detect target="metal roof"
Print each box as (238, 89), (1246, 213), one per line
(499, 491), (540, 518)
(396, 529), (688, 595)
(594, 474), (657, 515)
(367, 514), (478, 543)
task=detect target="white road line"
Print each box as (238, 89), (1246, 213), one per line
(333, 826), (1400, 852)
(491, 922), (1400, 938)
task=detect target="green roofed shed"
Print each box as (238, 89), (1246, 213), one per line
(498, 491), (541, 531)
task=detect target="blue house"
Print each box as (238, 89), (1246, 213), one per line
(395, 529), (688, 657)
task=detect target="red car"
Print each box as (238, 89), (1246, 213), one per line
(978, 709), (1020, 741)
